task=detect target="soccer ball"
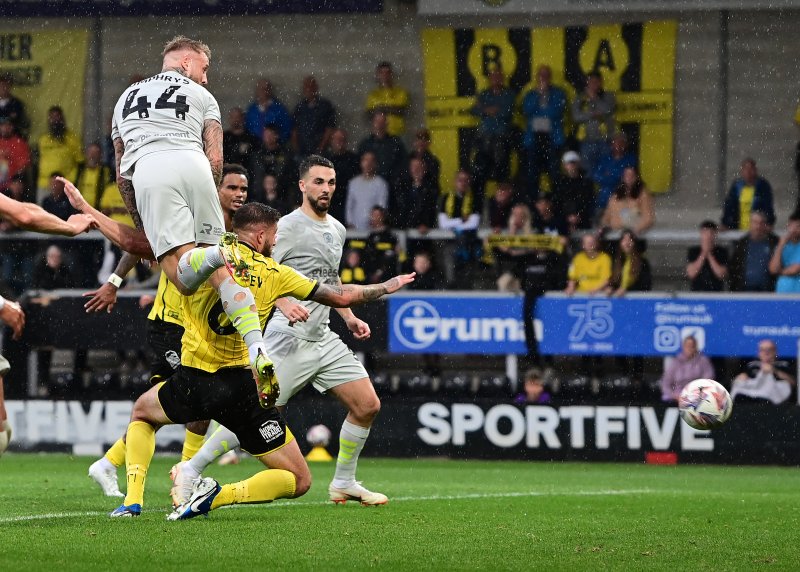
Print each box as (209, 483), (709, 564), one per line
(678, 379), (733, 430)
(306, 424), (332, 447)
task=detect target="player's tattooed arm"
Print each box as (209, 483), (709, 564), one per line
(113, 137), (144, 233)
(202, 119), (224, 186)
(310, 273), (416, 307)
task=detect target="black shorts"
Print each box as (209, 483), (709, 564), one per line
(147, 319), (184, 385)
(157, 365), (293, 456)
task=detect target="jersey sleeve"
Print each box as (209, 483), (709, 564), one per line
(277, 264), (318, 301)
(271, 218), (295, 264)
(204, 92), (222, 123)
(111, 114), (120, 140)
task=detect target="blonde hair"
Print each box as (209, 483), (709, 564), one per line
(162, 36), (211, 60)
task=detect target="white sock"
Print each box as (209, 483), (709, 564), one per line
(176, 246), (225, 292)
(187, 425), (240, 474)
(95, 456), (115, 472)
(332, 420), (370, 489)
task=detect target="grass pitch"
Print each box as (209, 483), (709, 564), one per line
(1, 454), (798, 571)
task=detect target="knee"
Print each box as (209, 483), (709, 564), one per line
(292, 469), (312, 497)
(352, 395), (381, 424)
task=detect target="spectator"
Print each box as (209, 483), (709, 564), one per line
(494, 203), (534, 293)
(339, 249), (367, 286)
(99, 180), (133, 227)
(407, 250), (444, 291)
(292, 76), (336, 157)
(601, 166), (655, 235)
(438, 170), (481, 284)
(408, 128), (441, 191)
(250, 124), (297, 203)
(41, 173), (76, 221)
(660, 335), (715, 403)
(75, 142), (111, 210)
(552, 150), (595, 232)
(260, 174), (290, 215)
(0, 116), (30, 187)
(604, 229), (652, 297)
(346, 151), (388, 231)
(364, 206), (398, 284)
(365, 61), (409, 137)
(0, 72), (29, 138)
(513, 368), (551, 405)
(592, 131), (636, 213)
(0, 177), (34, 294)
(357, 111), (407, 191)
(769, 211), (800, 293)
(532, 194), (569, 238)
(1, 176), (27, 228)
(394, 156), (438, 232)
(32, 244), (74, 290)
(686, 220), (728, 292)
(223, 107), (261, 179)
(521, 64), (567, 199)
(244, 78), (293, 143)
(721, 158), (775, 230)
(729, 210), (779, 292)
(565, 233), (611, 295)
(487, 181), (516, 232)
(323, 128), (359, 223)
(471, 68), (515, 203)
(571, 71), (615, 175)
(730, 339), (795, 405)
(36, 106), (83, 201)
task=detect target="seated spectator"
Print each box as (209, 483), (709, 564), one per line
(223, 107), (261, 180)
(494, 203), (534, 292)
(244, 78), (292, 143)
(660, 335), (715, 403)
(571, 71), (615, 175)
(601, 166), (655, 234)
(487, 181), (516, 232)
(36, 106), (83, 201)
(604, 229), (652, 296)
(731, 339), (795, 404)
(292, 76), (336, 157)
(721, 158), (775, 230)
(438, 170), (482, 283)
(260, 174), (290, 215)
(552, 150), (595, 232)
(32, 244), (74, 290)
(565, 233), (611, 295)
(0, 116), (30, 186)
(407, 250), (444, 291)
(346, 151), (388, 230)
(729, 210), (779, 292)
(75, 142), (111, 210)
(394, 156), (438, 232)
(0, 72), (30, 138)
(592, 131), (636, 214)
(364, 206), (398, 283)
(339, 249), (367, 285)
(357, 111), (407, 191)
(532, 194), (568, 238)
(769, 211), (800, 293)
(323, 128), (359, 222)
(41, 173), (77, 221)
(687, 220), (728, 291)
(250, 124), (297, 203)
(365, 61), (409, 137)
(513, 367), (551, 405)
(408, 128), (441, 191)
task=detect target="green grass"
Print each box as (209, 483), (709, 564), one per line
(1, 454), (798, 571)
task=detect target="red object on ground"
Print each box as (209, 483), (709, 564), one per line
(645, 451), (678, 465)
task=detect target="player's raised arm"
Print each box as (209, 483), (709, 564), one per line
(202, 118), (224, 186)
(0, 192), (96, 236)
(310, 273), (415, 308)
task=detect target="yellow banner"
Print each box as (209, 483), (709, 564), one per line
(486, 234), (564, 253)
(0, 30), (89, 141)
(421, 22), (677, 193)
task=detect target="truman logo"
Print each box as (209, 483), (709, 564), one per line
(392, 300), (525, 350)
(259, 420), (283, 442)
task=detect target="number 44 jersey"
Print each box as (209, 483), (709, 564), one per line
(111, 70), (221, 179)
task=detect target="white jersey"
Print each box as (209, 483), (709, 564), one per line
(111, 70), (221, 179)
(266, 208), (345, 342)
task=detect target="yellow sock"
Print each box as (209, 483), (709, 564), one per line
(124, 421), (156, 507)
(105, 438), (127, 467)
(181, 429), (205, 462)
(210, 469), (296, 509)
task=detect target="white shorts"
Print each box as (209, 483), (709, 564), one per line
(132, 150), (225, 258)
(265, 329), (369, 407)
(0, 353), (9, 376)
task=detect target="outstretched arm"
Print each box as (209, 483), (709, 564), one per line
(0, 193), (95, 236)
(310, 273), (415, 308)
(83, 251), (142, 313)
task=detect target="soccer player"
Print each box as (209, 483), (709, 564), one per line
(175, 155), (392, 506)
(110, 35), (276, 403)
(111, 201), (413, 517)
(80, 164), (249, 496)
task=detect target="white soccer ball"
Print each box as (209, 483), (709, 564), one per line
(678, 379), (733, 430)
(306, 424), (332, 447)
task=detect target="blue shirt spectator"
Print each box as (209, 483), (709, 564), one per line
(244, 78), (293, 143)
(721, 158), (775, 229)
(592, 132), (636, 211)
(772, 213), (800, 293)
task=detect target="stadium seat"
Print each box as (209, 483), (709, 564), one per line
(439, 372), (474, 396)
(477, 374), (512, 398)
(396, 373), (435, 395)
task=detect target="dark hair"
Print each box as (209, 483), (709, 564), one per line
(232, 202), (281, 232)
(789, 211), (800, 223)
(613, 166), (644, 200)
(48, 105), (64, 116)
(587, 71), (603, 80)
(700, 220), (718, 230)
(610, 229), (643, 290)
(263, 123), (280, 134)
(376, 61), (393, 70)
(298, 154), (334, 179)
(222, 163), (248, 179)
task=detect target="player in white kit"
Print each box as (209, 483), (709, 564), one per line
(110, 36), (276, 415)
(172, 155), (390, 506)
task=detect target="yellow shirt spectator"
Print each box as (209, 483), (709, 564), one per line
(36, 129), (83, 190)
(100, 181), (134, 227)
(566, 234), (612, 294)
(366, 86), (409, 137)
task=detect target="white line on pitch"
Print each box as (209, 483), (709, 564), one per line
(0, 488), (656, 523)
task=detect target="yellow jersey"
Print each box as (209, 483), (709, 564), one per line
(568, 251), (612, 292)
(147, 271), (183, 327)
(180, 242), (318, 373)
(366, 86), (409, 136)
(100, 182), (134, 227)
(36, 129), (83, 189)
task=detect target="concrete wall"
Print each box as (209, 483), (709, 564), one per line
(4, 2), (799, 228)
